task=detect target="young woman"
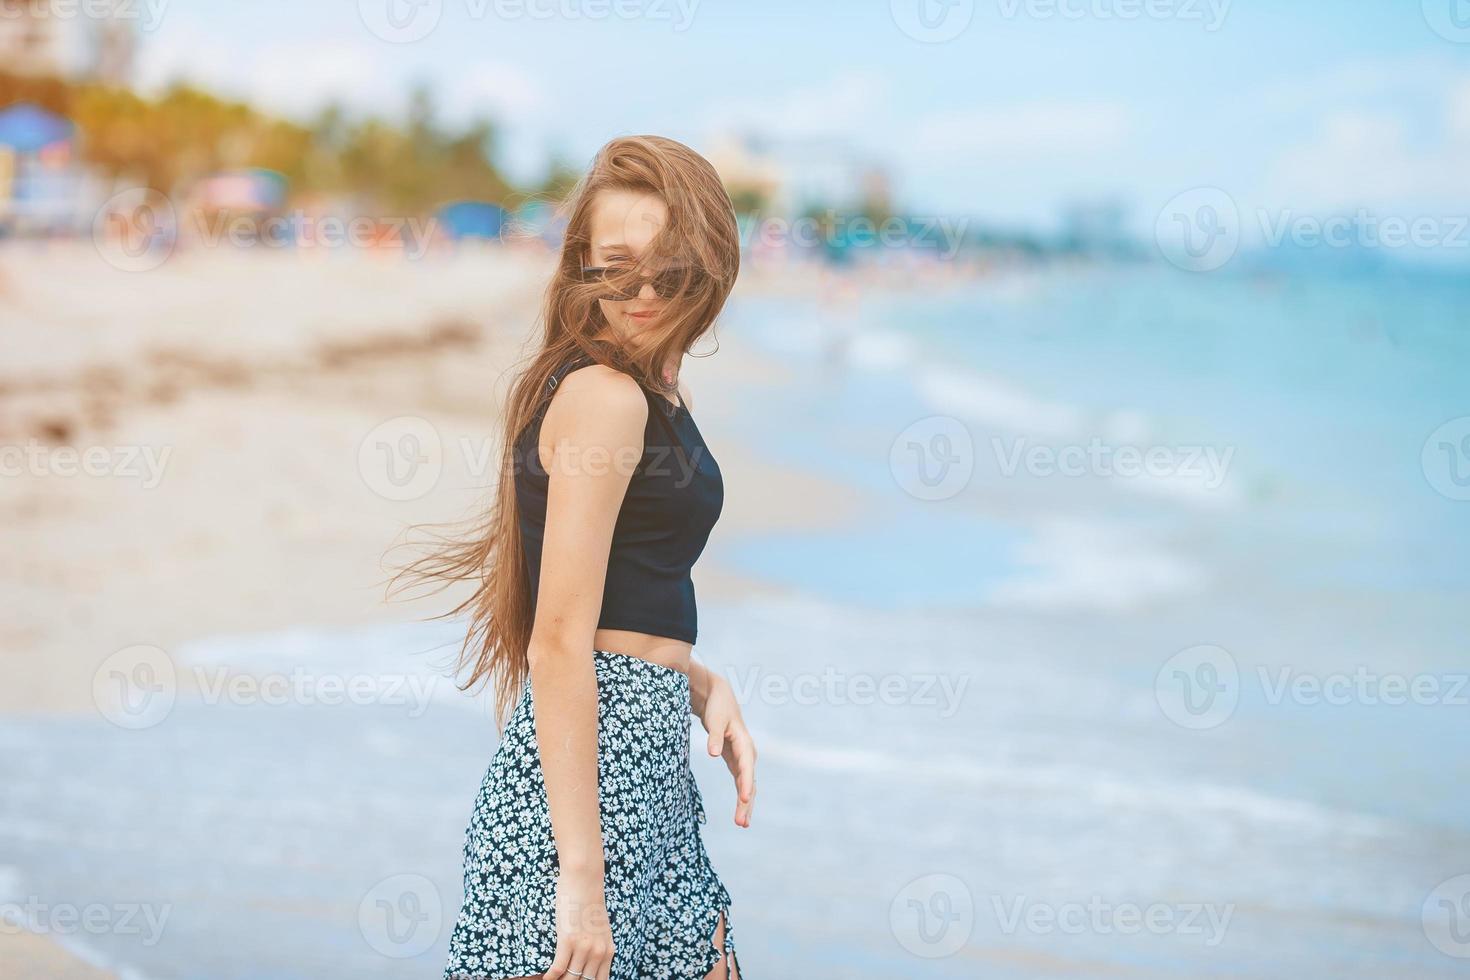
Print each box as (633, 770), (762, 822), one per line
(415, 136), (754, 980)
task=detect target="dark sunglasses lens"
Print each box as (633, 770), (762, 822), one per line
(651, 267), (704, 297)
(584, 265), (705, 299)
(583, 267), (634, 299)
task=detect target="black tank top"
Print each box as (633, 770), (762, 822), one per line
(514, 354), (724, 644)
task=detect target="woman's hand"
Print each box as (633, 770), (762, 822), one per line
(696, 673), (757, 828)
(544, 866), (615, 980)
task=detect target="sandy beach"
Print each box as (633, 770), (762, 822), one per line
(0, 244), (857, 717)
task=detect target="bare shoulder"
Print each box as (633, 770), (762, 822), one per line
(544, 363), (648, 442)
(678, 377), (695, 413)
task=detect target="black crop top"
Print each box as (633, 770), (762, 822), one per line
(514, 354), (724, 644)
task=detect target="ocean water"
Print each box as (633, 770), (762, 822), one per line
(3, 264), (1468, 978)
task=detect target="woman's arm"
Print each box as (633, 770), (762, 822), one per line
(527, 364), (648, 979)
(689, 659), (758, 829)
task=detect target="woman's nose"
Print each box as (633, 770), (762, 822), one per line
(637, 280), (659, 301)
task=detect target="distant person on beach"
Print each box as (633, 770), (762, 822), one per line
(399, 136), (753, 980)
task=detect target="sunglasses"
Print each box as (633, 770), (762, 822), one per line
(579, 264), (707, 300)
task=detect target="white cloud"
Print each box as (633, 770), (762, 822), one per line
(250, 40), (393, 118)
(1450, 77), (1470, 142)
(910, 100), (1134, 158)
(1245, 57), (1470, 216)
(135, 32), (393, 119)
(136, 28), (548, 140)
(438, 61), (548, 125)
(1262, 87), (1470, 214)
(701, 72), (889, 141)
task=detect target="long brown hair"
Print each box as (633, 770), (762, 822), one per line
(393, 135), (740, 722)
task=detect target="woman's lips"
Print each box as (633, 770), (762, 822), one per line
(627, 310), (659, 320)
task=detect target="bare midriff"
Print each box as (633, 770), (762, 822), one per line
(592, 627), (694, 674)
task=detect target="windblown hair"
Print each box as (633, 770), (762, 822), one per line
(392, 135), (740, 723)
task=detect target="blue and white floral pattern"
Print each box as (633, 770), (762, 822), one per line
(444, 652), (740, 979)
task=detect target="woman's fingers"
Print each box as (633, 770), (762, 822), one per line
(543, 940), (571, 978)
(709, 721), (758, 826)
(725, 731), (757, 827)
(547, 940), (613, 979)
(587, 942), (613, 980)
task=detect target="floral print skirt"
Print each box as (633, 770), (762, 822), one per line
(444, 651), (741, 979)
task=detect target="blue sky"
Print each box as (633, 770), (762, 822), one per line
(134, 1), (1469, 236)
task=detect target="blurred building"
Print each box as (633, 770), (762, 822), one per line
(0, 0), (136, 84)
(710, 132), (890, 216)
(1060, 198), (1135, 257)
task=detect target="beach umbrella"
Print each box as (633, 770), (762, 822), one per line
(437, 200), (506, 241)
(0, 103), (75, 154)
